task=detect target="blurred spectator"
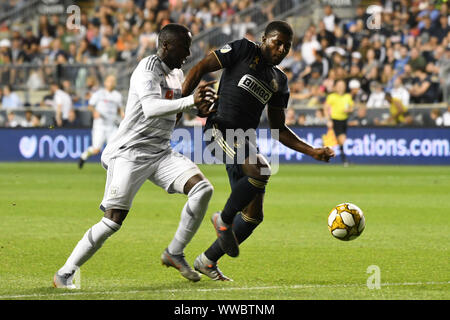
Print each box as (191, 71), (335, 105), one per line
(0, 112), (5, 126)
(49, 82), (73, 127)
(361, 48), (379, 82)
(317, 20), (336, 47)
(305, 108), (328, 126)
(22, 109), (34, 127)
(301, 29), (321, 66)
(31, 113), (43, 127)
(393, 45), (409, 75)
(1, 85), (22, 110)
(442, 105), (450, 126)
(40, 92), (54, 109)
(410, 69), (435, 103)
(348, 106), (371, 126)
(297, 113), (306, 126)
(348, 79), (367, 106)
(322, 5), (340, 33)
(432, 14), (450, 43)
(408, 47), (427, 72)
(423, 108), (443, 127)
(350, 51), (363, 69)
(62, 80), (82, 108)
(64, 109), (82, 128)
(391, 77), (410, 107)
(5, 110), (27, 127)
(22, 26), (39, 52)
(380, 63), (396, 91)
(366, 82), (386, 108)
(285, 108), (297, 126)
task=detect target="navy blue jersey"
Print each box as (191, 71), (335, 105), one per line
(209, 38), (290, 130)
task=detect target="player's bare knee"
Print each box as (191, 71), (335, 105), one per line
(104, 209), (128, 225)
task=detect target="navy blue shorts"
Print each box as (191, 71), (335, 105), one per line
(204, 121), (261, 189)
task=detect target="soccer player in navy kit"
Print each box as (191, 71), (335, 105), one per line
(183, 21), (335, 281)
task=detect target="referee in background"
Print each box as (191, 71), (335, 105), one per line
(324, 80), (354, 166)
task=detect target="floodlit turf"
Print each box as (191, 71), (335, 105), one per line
(0, 162), (449, 300)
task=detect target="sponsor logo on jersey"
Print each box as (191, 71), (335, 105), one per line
(238, 74), (273, 104)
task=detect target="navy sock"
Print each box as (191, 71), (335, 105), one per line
(205, 212), (261, 262)
(340, 145), (347, 162)
(220, 176), (266, 225)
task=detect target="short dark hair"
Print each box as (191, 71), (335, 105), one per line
(158, 23), (191, 48)
(264, 20), (293, 38)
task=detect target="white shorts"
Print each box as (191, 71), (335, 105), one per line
(92, 121), (118, 150)
(100, 149), (202, 212)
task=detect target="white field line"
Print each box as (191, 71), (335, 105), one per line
(0, 281), (448, 299)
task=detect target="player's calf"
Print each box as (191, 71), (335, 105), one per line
(54, 216), (121, 286)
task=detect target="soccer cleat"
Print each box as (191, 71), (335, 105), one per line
(161, 248), (201, 282)
(78, 157), (85, 169)
(53, 270), (77, 289)
(211, 211), (239, 257)
(194, 253), (233, 281)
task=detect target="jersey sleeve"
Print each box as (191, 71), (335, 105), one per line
(135, 68), (195, 118)
(134, 69), (162, 102)
(213, 38), (251, 69)
(268, 76), (290, 109)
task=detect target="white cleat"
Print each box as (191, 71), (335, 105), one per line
(53, 270), (77, 289)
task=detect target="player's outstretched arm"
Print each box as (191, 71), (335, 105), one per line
(182, 53), (222, 98)
(268, 106), (335, 162)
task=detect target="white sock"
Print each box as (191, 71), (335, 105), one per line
(81, 146), (95, 161)
(58, 217), (121, 274)
(168, 180), (213, 255)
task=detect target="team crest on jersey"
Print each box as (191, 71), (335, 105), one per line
(220, 44), (232, 53)
(249, 56), (259, 70)
(238, 74), (273, 105)
(270, 79), (278, 92)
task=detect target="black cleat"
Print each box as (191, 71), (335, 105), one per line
(78, 158), (85, 169)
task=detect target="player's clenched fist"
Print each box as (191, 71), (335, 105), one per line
(312, 146), (335, 162)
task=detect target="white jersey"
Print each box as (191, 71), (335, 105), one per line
(102, 55), (195, 163)
(89, 88), (123, 126)
(53, 89), (73, 120)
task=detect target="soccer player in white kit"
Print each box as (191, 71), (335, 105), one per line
(53, 24), (217, 287)
(78, 75), (124, 169)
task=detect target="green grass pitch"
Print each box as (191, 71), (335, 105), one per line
(0, 162), (449, 300)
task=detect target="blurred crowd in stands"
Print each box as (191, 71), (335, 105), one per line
(279, 0), (450, 127)
(0, 0), (449, 129)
